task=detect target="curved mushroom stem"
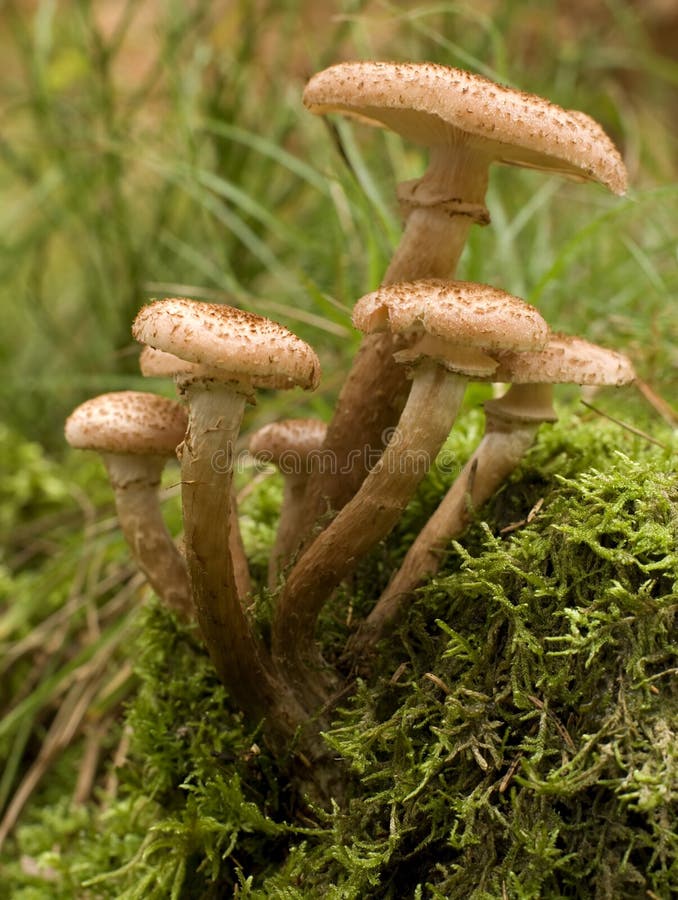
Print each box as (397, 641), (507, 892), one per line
(300, 147), (491, 527)
(347, 382), (555, 662)
(179, 379), (348, 800)
(178, 379), (277, 715)
(273, 361), (468, 706)
(179, 380), (335, 749)
(102, 453), (193, 620)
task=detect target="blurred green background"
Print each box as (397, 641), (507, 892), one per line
(0, 0), (676, 449)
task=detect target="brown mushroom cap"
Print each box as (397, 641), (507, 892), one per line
(65, 391), (188, 456)
(493, 333), (636, 385)
(249, 418), (327, 463)
(353, 279), (550, 362)
(133, 298), (320, 391)
(304, 61), (627, 194)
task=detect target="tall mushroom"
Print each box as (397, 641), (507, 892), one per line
(132, 298), (320, 732)
(301, 61), (628, 522)
(273, 279), (549, 703)
(65, 391), (192, 619)
(248, 418), (327, 588)
(350, 334), (636, 659)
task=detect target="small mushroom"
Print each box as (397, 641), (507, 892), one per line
(301, 61), (628, 523)
(273, 279), (549, 700)
(132, 298), (320, 726)
(139, 343), (253, 600)
(350, 334), (636, 658)
(248, 418), (327, 588)
(64, 391), (192, 619)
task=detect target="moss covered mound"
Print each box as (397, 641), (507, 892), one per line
(3, 416), (676, 898)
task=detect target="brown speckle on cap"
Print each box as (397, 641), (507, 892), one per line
(65, 391), (188, 456)
(132, 298), (320, 391)
(353, 279), (550, 356)
(493, 333), (636, 386)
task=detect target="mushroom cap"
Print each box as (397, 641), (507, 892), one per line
(249, 418), (327, 471)
(493, 333), (636, 385)
(65, 391), (187, 456)
(304, 61), (627, 194)
(353, 279), (550, 369)
(133, 298), (321, 391)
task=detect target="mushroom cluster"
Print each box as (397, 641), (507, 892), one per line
(65, 62), (635, 800)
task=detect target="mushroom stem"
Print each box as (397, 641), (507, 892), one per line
(385, 144), (491, 282)
(178, 380), (278, 717)
(103, 453), (193, 620)
(300, 150), (491, 525)
(268, 474), (308, 588)
(179, 382), (346, 795)
(229, 492), (253, 599)
(273, 361), (468, 702)
(347, 383), (551, 659)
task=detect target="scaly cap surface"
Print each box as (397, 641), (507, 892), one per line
(353, 279), (550, 353)
(65, 391), (187, 456)
(493, 334), (636, 385)
(133, 298), (320, 391)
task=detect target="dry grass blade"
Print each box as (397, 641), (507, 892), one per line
(528, 695), (576, 752)
(0, 622), (131, 849)
(634, 377), (678, 428)
(73, 714), (116, 806)
(102, 725), (133, 803)
(0, 565), (137, 676)
(580, 400), (668, 449)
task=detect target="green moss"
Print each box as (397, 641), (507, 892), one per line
(2, 415), (675, 898)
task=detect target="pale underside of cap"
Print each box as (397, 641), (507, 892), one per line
(65, 391), (188, 456)
(393, 335), (498, 378)
(133, 298), (320, 391)
(304, 61), (627, 194)
(139, 345), (197, 378)
(493, 334), (636, 385)
(353, 279), (550, 357)
(138, 344), (300, 391)
(249, 418), (328, 462)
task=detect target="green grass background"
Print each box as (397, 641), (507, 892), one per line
(1, 0), (676, 447)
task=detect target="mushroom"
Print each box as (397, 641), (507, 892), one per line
(273, 279), (549, 701)
(132, 298), (320, 727)
(300, 61), (628, 524)
(349, 334), (636, 658)
(138, 343), (253, 600)
(64, 391), (192, 619)
(304, 61), (627, 279)
(248, 418), (327, 588)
